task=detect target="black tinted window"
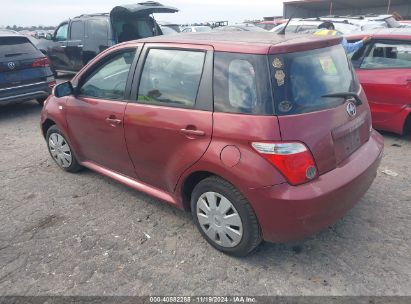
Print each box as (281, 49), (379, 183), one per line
(270, 45), (359, 115)
(70, 21), (84, 40)
(138, 49), (205, 108)
(214, 52), (273, 115)
(87, 19), (108, 40)
(0, 37), (37, 57)
(79, 50), (135, 100)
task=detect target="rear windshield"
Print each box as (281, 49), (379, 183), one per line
(270, 45), (359, 115)
(0, 37), (38, 57)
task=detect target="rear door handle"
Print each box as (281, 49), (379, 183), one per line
(105, 116), (122, 126)
(180, 128), (205, 137)
(77, 44), (84, 48)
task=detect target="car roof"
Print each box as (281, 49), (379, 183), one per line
(132, 32), (342, 54)
(0, 30), (23, 38)
(348, 28), (411, 39)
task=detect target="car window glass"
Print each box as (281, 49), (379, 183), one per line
(137, 49), (205, 108)
(228, 60), (257, 110)
(70, 21), (84, 40)
(79, 50), (136, 100)
(55, 24), (68, 41)
(270, 45), (358, 115)
(214, 52), (273, 115)
(87, 19), (108, 40)
(361, 42), (411, 69)
(0, 37), (38, 57)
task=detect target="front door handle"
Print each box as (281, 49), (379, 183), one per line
(105, 116), (122, 126)
(180, 128), (205, 137)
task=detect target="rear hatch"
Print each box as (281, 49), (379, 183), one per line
(0, 36), (49, 89)
(269, 42), (372, 175)
(110, 1), (178, 41)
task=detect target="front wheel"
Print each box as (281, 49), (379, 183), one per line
(191, 176), (262, 256)
(46, 125), (82, 173)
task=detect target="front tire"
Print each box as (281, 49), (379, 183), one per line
(46, 125), (82, 173)
(191, 176), (262, 256)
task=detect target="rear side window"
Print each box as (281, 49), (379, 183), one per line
(79, 50), (136, 100)
(361, 42), (411, 69)
(0, 37), (38, 57)
(70, 21), (85, 40)
(137, 49), (205, 108)
(270, 45), (359, 115)
(214, 52), (273, 115)
(87, 19), (108, 40)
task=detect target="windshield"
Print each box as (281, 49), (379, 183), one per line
(195, 26), (212, 32)
(270, 45), (359, 115)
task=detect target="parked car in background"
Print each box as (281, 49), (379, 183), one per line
(348, 28), (411, 135)
(35, 30), (47, 39)
(256, 20), (287, 31)
(270, 19), (360, 35)
(214, 23), (267, 32)
(399, 20), (411, 27)
(41, 32), (383, 255)
(0, 30), (55, 106)
(159, 25), (179, 35)
(36, 1), (178, 74)
(318, 15), (403, 30)
(158, 21), (181, 33)
(181, 26), (212, 33)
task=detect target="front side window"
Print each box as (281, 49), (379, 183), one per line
(360, 42), (411, 69)
(79, 50), (136, 100)
(70, 21), (84, 41)
(55, 24), (68, 41)
(137, 49), (205, 108)
(214, 52), (273, 115)
(270, 45), (359, 115)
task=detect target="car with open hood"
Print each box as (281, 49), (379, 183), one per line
(36, 1), (178, 73)
(41, 32), (383, 256)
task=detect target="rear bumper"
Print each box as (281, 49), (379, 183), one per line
(0, 81), (53, 105)
(247, 130), (384, 243)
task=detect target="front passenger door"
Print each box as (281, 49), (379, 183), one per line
(66, 48), (139, 177)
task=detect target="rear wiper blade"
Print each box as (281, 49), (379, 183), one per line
(321, 92), (362, 106)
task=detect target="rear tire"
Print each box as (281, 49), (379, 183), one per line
(191, 176), (262, 256)
(46, 125), (82, 173)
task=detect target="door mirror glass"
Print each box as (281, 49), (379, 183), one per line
(53, 81), (74, 97)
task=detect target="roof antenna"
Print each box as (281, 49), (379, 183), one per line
(278, 15), (294, 35)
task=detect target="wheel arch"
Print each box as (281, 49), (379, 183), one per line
(181, 171), (216, 211)
(41, 118), (56, 138)
(404, 111), (411, 135)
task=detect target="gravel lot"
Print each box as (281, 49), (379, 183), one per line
(0, 80), (410, 296)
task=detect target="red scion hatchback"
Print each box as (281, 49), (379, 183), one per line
(41, 32), (384, 256)
(348, 29), (411, 135)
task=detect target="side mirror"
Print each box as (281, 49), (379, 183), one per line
(53, 81), (74, 97)
(46, 33), (53, 40)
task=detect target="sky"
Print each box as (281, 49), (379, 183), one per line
(1, 0), (285, 27)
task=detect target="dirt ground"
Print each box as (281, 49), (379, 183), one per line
(0, 88), (410, 296)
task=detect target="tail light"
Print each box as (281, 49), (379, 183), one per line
(251, 142), (318, 186)
(32, 57), (49, 67)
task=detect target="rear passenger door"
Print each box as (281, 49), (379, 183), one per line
(124, 44), (213, 193)
(353, 40), (411, 129)
(67, 20), (85, 71)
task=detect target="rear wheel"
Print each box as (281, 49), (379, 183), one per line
(46, 125), (82, 173)
(191, 176), (262, 256)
